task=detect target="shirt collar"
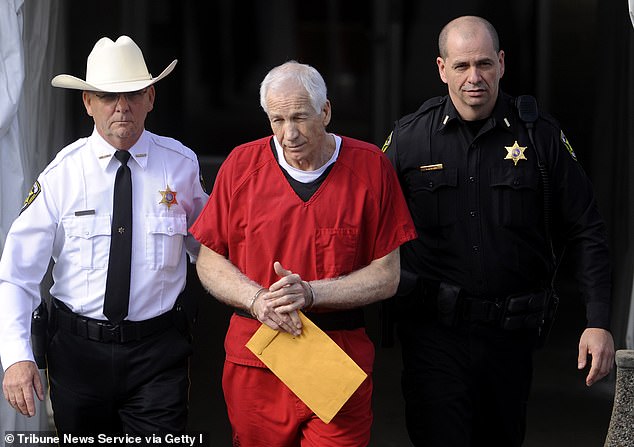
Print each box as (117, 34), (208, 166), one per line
(490, 92), (517, 133)
(437, 91), (515, 135)
(91, 128), (150, 171)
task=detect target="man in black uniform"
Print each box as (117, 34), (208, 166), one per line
(383, 15), (614, 447)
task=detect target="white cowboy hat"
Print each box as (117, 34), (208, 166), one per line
(51, 35), (177, 92)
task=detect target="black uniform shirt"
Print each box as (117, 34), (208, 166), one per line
(385, 92), (611, 328)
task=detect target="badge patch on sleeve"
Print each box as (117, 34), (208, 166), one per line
(560, 131), (577, 161)
(20, 181), (41, 214)
(381, 131), (393, 153)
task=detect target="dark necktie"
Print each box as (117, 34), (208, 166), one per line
(104, 150), (132, 323)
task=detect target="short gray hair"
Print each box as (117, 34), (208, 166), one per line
(259, 60), (328, 114)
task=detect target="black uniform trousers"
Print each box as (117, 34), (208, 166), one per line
(398, 311), (537, 447)
(46, 316), (192, 441)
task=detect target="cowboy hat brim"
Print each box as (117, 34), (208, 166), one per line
(51, 59), (177, 92)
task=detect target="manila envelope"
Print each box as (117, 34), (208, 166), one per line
(246, 311), (368, 424)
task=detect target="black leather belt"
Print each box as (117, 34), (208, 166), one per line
(52, 299), (176, 343)
(234, 308), (365, 331)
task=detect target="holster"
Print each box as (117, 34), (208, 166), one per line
(31, 300), (49, 368)
(173, 291), (198, 342)
(436, 283), (461, 327)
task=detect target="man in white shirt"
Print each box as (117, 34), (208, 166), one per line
(0, 36), (208, 438)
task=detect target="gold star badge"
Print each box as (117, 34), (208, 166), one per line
(504, 141), (527, 166)
(159, 185), (178, 209)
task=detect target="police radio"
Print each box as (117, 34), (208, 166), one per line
(515, 94), (560, 347)
(516, 94), (539, 125)
(516, 95), (548, 232)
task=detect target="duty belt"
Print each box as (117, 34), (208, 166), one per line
(234, 308), (365, 331)
(457, 295), (504, 323)
(421, 282), (551, 330)
(52, 299), (176, 343)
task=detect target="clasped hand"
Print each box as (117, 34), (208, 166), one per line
(250, 261), (312, 336)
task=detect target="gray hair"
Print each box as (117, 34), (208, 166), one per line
(438, 16), (500, 58)
(259, 60), (328, 114)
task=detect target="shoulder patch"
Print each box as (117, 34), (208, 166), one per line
(560, 130), (577, 161)
(20, 181), (41, 215)
(381, 131), (393, 153)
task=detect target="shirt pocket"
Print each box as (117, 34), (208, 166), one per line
(489, 167), (541, 228)
(406, 167), (458, 228)
(146, 214), (188, 270)
(315, 228), (359, 277)
(62, 214), (112, 269)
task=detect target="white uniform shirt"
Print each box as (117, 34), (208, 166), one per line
(0, 128), (208, 370)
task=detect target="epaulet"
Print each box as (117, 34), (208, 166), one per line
(397, 96), (446, 128)
(148, 131), (198, 162)
(42, 138), (88, 175)
(538, 111), (561, 130)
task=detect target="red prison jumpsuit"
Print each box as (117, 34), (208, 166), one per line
(190, 136), (416, 447)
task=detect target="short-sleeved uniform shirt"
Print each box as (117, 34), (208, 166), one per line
(190, 135), (417, 370)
